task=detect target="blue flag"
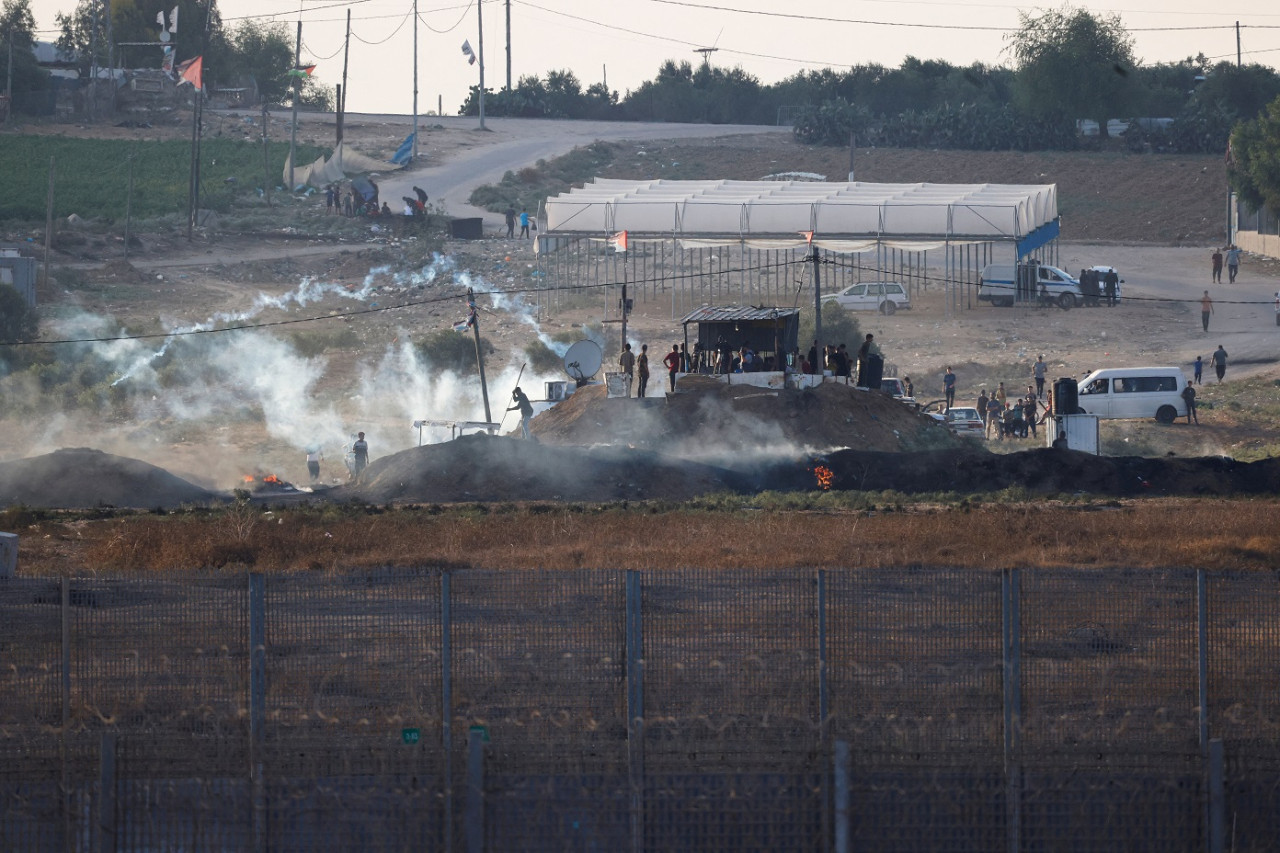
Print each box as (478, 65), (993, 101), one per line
(390, 133), (415, 166)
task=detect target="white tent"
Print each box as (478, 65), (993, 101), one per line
(545, 179), (1058, 243)
(283, 142), (403, 189)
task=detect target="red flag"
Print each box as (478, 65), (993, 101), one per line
(609, 230), (628, 253)
(799, 230), (814, 245)
(176, 55), (202, 90)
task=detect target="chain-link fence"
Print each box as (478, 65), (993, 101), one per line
(2, 567), (1277, 851)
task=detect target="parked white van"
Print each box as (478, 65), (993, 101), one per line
(1074, 367), (1188, 423)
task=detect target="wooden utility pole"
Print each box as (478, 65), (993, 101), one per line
(1236, 21), (1242, 67)
(338, 9), (350, 144)
(124, 151), (134, 259)
(811, 244), (823, 345)
(288, 20), (301, 189)
(505, 0), (512, 91)
(477, 0), (486, 129)
(43, 157), (54, 289)
(262, 104), (272, 208)
(467, 289), (494, 428)
(412, 0), (418, 159)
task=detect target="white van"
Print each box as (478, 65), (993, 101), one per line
(979, 263), (1084, 308)
(1074, 367), (1188, 423)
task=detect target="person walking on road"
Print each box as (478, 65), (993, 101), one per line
(519, 210), (531, 239)
(943, 366), (956, 411)
(504, 206), (516, 238)
(1033, 354), (1047, 399)
(1193, 355), (1203, 385)
(1211, 249), (1223, 283)
(619, 342), (635, 397)
(1200, 291), (1214, 333)
(351, 432), (369, 479)
(663, 344), (681, 393)
(1226, 246), (1241, 283)
(1211, 345), (1228, 383)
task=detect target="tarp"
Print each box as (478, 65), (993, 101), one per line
(283, 142), (402, 189)
(390, 134), (415, 166)
(545, 179), (1059, 241)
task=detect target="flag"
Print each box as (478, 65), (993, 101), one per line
(461, 40), (476, 66)
(799, 230), (814, 245)
(168, 5), (178, 33)
(454, 300), (478, 332)
(609, 230), (628, 253)
(287, 65), (317, 79)
(176, 55), (202, 90)
(390, 133), (415, 166)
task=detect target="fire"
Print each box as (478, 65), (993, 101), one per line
(814, 465), (834, 491)
(263, 474), (281, 485)
(242, 475), (255, 483)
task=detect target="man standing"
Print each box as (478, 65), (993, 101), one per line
(663, 344), (681, 393)
(943, 366), (956, 410)
(504, 206), (516, 238)
(1212, 345), (1228, 383)
(1181, 384), (1198, 425)
(508, 387), (535, 438)
(1226, 245), (1241, 283)
(619, 343), (636, 397)
(351, 432), (369, 480)
(977, 390), (989, 429)
(1103, 268), (1118, 307)
(1211, 248), (1223, 283)
(1200, 291), (1214, 333)
(807, 340), (819, 376)
(1193, 355), (1203, 385)
(1033, 354), (1047, 398)
(637, 344), (651, 398)
(519, 209), (531, 239)
(306, 447), (323, 483)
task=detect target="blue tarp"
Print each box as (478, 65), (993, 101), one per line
(390, 133), (415, 166)
(1016, 219), (1060, 259)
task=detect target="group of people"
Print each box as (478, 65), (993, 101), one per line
(1190, 346), (1229, 384)
(1210, 246), (1242, 284)
(304, 432), (370, 484)
(977, 382), (1046, 441)
(1077, 268), (1120, 307)
(326, 180), (388, 218)
(503, 207), (534, 239)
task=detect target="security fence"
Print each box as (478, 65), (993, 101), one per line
(2, 566), (1279, 851)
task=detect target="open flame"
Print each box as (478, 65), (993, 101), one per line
(242, 473), (283, 485)
(813, 465), (834, 491)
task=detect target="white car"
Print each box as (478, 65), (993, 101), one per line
(924, 402), (986, 437)
(824, 281), (911, 314)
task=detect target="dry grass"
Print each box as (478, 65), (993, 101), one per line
(11, 497), (1280, 574)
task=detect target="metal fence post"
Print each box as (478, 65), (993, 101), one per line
(97, 732), (116, 853)
(1207, 738), (1224, 853)
(0, 530), (17, 577)
(442, 572), (454, 853)
(61, 576), (72, 853)
(1198, 569), (1209, 751)
(1002, 568), (1022, 853)
(626, 569), (645, 853)
(833, 739), (850, 853)
(248, 572), (266, 853)
(818, 569), (831, 852)
(465, 727), (486, 853)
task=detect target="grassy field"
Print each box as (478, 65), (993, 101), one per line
(0, 136), (326, 223)
(8, 496), (1280, 575)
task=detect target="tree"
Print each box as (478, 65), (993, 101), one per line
(1007, 5), (1136, 137)
(0, 0), (36, 49)
(0, 285), (38, 344)
(57, 0), (222, 73)
(1228, 96), (1280, 217)
(228, 20), (294, 103)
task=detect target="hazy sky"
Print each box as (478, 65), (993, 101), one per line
(28, 0), (1280, 116)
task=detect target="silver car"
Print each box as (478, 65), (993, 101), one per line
(824, 281), (911, 315)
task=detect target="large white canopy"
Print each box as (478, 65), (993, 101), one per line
(545, 179), (1058, 241)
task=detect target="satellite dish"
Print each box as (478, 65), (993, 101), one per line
(563, 340), (602, 386)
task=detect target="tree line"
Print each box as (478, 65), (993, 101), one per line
(3, 0), (1279, 217)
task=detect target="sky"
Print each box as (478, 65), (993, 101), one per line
(26, 0), (1280, 116)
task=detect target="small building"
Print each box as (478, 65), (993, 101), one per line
(679, 305), (800, 372)
(0, 247), (37, 308)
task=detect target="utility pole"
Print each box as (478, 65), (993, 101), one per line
(811, 244), (822, 346)
(88, 0), (99, 121)
(412, 0), (418, 160)
(262, 103), (272, 207)
(338, 9), (350, 144)
(189, 2), (212, 239)
(467, 289), (494, 428)
(6, 30), (13, 124)
(477, 0), (486, 129)
(288, 20), (301, 190)
(620, 282), (629, 357)
(124, 151), (134, 259)
(43, 157), (54, 290)
(505, 0), (511, 91)
(1236, 21), (1242, 67)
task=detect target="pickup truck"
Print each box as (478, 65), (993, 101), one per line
(979, 262), (1084, 309)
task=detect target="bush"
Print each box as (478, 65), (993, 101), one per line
(416, 328), (495, 373)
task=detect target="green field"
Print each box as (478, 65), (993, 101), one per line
(0, 136), (326, 224)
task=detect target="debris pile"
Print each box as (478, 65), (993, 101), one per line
(0, 448), (218, 509)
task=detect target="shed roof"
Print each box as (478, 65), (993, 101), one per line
(679, 306), (801, 324)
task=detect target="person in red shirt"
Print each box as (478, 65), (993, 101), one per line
(663, 344), (681, 393)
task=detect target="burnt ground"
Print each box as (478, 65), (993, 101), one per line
(2, 385), (1278, 510)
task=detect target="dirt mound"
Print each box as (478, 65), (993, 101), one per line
(338, 433), (745, 503)
(807, 447), (1280, 497)
(93, 260), (153, 285)
(0, 448), (220, 509)
(531, 379), (957, 453)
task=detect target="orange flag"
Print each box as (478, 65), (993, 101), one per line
(609, 230), (629, 253)
(799, 230), (814, 245)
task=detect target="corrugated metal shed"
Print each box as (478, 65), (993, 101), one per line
(679, 306), (800, 324)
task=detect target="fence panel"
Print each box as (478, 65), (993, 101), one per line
(69, 577), (247, 743)
(1208, 570), (1280, 745)
(1021, 568), (1199, 750)
(0, 578), (64, 731)
(827, 567), (1004, 750)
